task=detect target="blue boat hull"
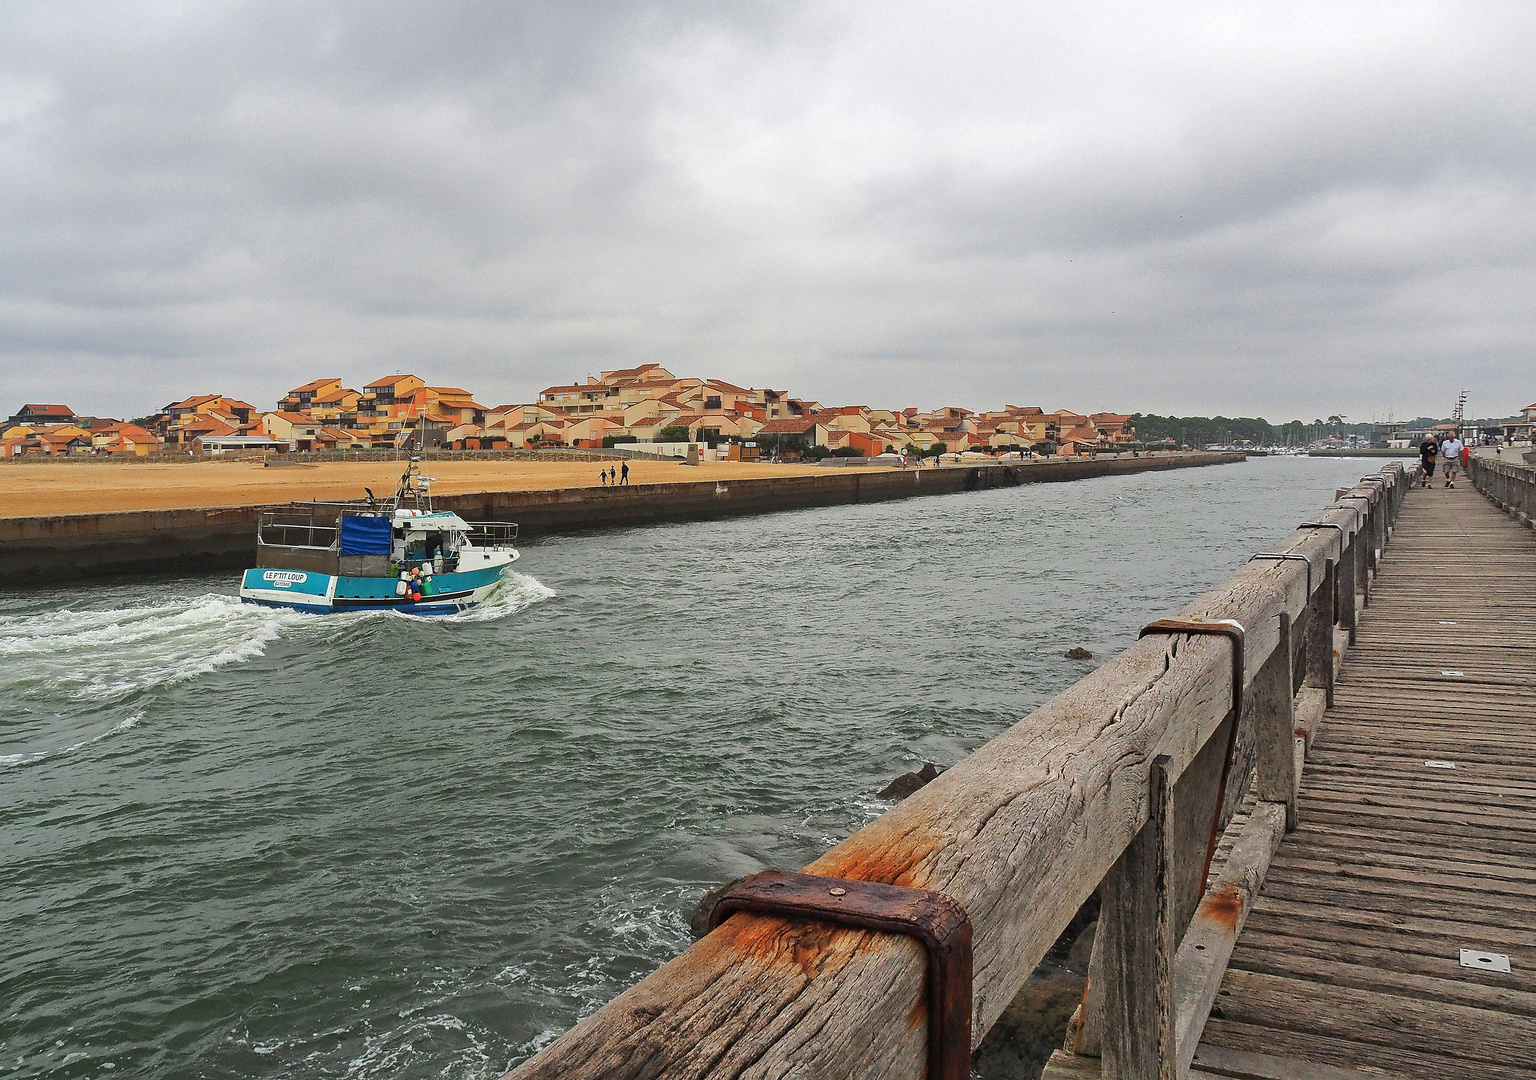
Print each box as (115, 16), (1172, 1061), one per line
(238, 563), (509, 614)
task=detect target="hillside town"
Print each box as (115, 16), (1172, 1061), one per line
(2, 365), (1141, 459)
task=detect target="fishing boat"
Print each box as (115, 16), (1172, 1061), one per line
(238, 459), (520, 614)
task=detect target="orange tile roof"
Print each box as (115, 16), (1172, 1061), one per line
(365, 374), (421, 390)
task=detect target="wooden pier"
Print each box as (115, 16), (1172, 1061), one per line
(1191, 476), (1536, 1080)
(501, 458), (1536, 1080)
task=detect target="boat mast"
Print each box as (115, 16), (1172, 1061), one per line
(390, 457), (435, 511)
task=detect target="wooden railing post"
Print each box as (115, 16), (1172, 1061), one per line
(1305, 556), (1337, 708)
(1099, 755), (1174, 1080)
(1253, 613), (1298, 829)
(1337, 530), (1359, 645)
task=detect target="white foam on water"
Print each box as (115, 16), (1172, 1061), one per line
(338, 1012), (497, 1080)
(0, 594), (313, 702)
(0, 573), (555, 705)
(418, 572), (557, 625)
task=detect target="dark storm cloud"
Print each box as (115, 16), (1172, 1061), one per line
(1, 0), (1533, 421)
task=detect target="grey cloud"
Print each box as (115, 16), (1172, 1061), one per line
(1, 0), (1533, 422)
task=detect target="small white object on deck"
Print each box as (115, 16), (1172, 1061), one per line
(1460, 949), (1512, 973)
(1424, 760), (1457, 769)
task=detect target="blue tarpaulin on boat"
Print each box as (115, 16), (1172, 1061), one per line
(340, 514), (392, 556)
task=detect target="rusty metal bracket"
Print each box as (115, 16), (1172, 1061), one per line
(1139, 618), (1246, 727)
(1249, 552), (1312, 598)
(708, 869), (973, 1080)
(1139, 617), (1247, 886)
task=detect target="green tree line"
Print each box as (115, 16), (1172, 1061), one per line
(1130, 414), (1377, 447)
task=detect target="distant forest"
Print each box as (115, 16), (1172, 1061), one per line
(1133, 414), (1383, 447)
(1132, 412), (1504, 447)
(1130, 414), (1333, 448)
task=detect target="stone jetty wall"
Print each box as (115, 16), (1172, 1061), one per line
(0, 453), (1243, 586)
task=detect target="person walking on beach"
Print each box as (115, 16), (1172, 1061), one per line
(620, 461), (630, 486)
(1441, 431), (1465, 488)
(608, 466), (617, 484)
(600, 468), (608, 486)
(1419, 435), (1438, 487)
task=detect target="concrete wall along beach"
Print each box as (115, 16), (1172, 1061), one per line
(0, 453), (1244, 586)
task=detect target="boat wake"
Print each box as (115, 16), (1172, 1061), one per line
(0, 573), (555, 703)
(421, 572), (556, 623)
(0, 593), (308, 703)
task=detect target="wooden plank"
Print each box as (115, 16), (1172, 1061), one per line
(1230, 935), (1536, 1004)
(1256, 877), (1536, 927)
(1212, 969), (1536, 1068)
(1235, 910), (1536, 975)
(1171, 802), (1286, 1075)
(1192, 1044), (1412, 1080)
(1203, 1017), (1536, 1080)
(1288, 821), (1536, 860)
(1043, 1050), (1105, 1079)
(1292, 688), (1326, 753)
(1100, 755), (1174, 1080)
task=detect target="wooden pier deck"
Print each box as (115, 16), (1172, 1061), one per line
(1193, 482), (1536, 1080)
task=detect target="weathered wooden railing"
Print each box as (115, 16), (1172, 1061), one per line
(503, 463), (1411, 1080)
(1471, 455), (1536, 529)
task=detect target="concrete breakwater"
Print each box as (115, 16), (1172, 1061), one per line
(0, 452), (1242, 586)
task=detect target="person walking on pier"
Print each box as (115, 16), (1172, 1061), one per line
(1419, 435), (1438, 487)
(1441, 431), (1465, 488)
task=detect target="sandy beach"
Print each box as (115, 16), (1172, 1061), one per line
(0, 458), (875, 517)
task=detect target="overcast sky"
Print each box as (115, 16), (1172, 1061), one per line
(2, 1), (1532, 422)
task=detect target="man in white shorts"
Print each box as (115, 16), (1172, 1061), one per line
(1441, 431), (1465, 488)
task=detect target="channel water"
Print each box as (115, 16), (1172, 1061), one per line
(2, 456), (1375, 1079)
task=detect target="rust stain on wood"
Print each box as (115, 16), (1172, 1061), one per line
(813, 824), (942, 888)
(716, 915), (851, 981)
(907, 992), (928, 1031)
(1197, 880), (1245, 931)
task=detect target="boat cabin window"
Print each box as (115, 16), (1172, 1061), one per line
(393, 526), (461, 572)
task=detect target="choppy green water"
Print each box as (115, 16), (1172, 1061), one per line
(1, 457), (1371, 1079)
